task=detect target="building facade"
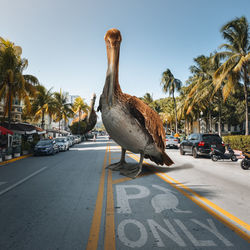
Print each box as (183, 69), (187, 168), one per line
(0, 98), (22, 122)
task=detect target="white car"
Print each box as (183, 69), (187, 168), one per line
(66, 136), (73, 147)
(165, 135), (179, 149)
(55, 137), (69, 151)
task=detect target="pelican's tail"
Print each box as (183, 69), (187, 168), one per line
(145, 151), (174, 166)
(162, 151), (174, 166)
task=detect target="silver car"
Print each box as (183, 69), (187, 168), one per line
(165, 135), (179, 149)
(55, 137), (69, 151)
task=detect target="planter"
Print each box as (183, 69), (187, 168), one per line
(5, 155), (12, 160)
(14, 153), (21, 158)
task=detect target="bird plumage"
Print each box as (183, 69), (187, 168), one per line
(98, 28), (173, 177)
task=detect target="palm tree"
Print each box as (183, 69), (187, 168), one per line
(31, 85), (56, 129)
(161, 69), (182, 133)
(213, 16), (249, 135)
(54, 90), (73, 132)
(72, 97), (89, 134)
(141, 93), (153, 105)
(0, 38), (38, 128)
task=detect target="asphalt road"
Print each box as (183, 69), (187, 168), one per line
(0, 136), (249, 249)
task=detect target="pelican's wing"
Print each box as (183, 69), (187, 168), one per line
(126, 95), (166, 150)
(124, 94), (173, 166)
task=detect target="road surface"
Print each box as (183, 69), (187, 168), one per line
(0, 136), (249, 249)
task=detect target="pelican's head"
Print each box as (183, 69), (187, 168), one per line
(104, 28), (122, 48)
(91, 93), (96, 100)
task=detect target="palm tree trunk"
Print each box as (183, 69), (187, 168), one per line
(78, 110), (81, 134)
(209, 108), (212, 132)
(184, 119), (187, 136)
(198, 113), (201, 133)
(165, 121), (168, 134)
(243, 65), (249, 135)
(8, 82), (11, 129)
(41, 110), (45, 129)
(172, 93), (178, 133)
(218, 101), (222, 137)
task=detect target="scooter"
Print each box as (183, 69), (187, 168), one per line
(241, 150), (250, 170)
(210, 144), (238, 162)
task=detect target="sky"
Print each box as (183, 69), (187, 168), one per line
(1, 0), (250, 105)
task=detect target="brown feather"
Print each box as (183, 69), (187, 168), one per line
(115, 90), (173, 166)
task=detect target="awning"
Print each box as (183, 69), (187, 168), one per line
(0, 126), (13, 135)
(1, 123), (45, 135)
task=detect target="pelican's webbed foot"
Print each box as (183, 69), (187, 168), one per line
(106, 148), (126, 171)
(120, 152), (144, 179)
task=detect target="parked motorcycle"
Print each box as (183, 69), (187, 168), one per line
(241, 150), (250, 170)
(210, 144), (238, 162)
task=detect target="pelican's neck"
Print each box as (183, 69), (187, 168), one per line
(103, 45), (122, 106)
(88, 96), (96, 120)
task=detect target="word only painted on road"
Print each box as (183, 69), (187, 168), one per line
(115, 184), (233, 248)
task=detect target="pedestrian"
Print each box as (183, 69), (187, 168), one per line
(93, 133), (96, 142)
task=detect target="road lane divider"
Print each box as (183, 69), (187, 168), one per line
(127, 152), (250, 243)
(0, 167), (47, 196)
(86, 143), (108, 250)
(104, 144), (116, 250)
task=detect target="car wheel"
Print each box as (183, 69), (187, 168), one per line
(52, 149), (55, 155)
(241, 159), (249, 170)
(192, 147), (198, 158)
(211, 155), (218, 161)
(231, 155), (238, 162)
(180, 146), (185, 155)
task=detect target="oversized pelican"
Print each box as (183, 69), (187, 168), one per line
(85, 93), (97, 133)
(71, 94), (97, 135)
(98, 28), (174, 178)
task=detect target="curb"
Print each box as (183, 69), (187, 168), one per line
(0, 154), (32, 166)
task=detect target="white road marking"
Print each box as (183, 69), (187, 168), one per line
(116, 185), (150, 214)
(0, 167), (47, 196)
(118, 219), (148, 248)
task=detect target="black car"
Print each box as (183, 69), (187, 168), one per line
(179, 133), (225, 158)
(34, 139), (59, 156)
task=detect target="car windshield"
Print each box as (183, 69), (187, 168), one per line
(166, 136), (175, 139)
(202, 134), (222, 143)
(37, 140), (52, 146)
(55, 138), (66, 142)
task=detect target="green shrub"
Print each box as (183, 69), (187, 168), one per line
(222, 135), (250, 151)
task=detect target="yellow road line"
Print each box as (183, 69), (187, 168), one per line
(0, 154), (32, 166)
(127, 152), (250, 243)
(86, 143), (108, 250)
(112, 177), (132, 184)
(104, 145), (116, 250)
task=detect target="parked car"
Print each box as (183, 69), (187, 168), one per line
(66, 136), (73, 147)
(165, 135), (179, 149)
(34, 139), (59, 156)
(179, 133), (225, 158)
(55, 137), (69, 151)
(68, 135), (75, 145)
(86, 132), (94, 139)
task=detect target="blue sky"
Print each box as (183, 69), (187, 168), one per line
(1, 0), (250, 105)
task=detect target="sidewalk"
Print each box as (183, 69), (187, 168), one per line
(0, 154), (32, 166)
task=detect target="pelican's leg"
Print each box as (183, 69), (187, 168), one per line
(106, 148), (127, 171)
(120, 152), (144, 179)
